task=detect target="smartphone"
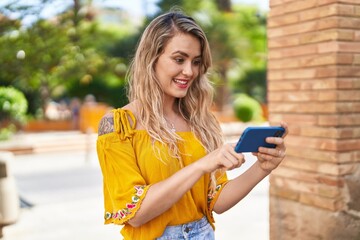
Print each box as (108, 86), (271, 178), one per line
(234, 126), (285, 153)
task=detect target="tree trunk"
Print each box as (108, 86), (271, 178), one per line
(215, 0), (232, 12)
(215, 67), (229, 112)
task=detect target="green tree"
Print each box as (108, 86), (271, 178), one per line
(0, 86), (28, 140)
(0, 0), (128, 116)
(229, 5), (267, 103)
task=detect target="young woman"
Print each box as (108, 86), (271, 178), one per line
(97, 10), (288, 240)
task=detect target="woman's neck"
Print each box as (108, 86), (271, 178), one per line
(162, 97), (177, 118)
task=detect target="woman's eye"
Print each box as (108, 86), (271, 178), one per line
(175, 58), (184, 63)
(193, 59), (201, 66)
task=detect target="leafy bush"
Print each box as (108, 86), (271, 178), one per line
(0, 86), (28, 140)
(233, 93), (264, 122)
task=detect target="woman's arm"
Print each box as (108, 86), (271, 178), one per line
(212, 161), (268, 214)
(213, 122), (288, 214)
(125, 119), (287, 226)
(128, 143), (244, 227)
(128, 159), (205, 227)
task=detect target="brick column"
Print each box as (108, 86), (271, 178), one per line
(267, 0), (360, 239)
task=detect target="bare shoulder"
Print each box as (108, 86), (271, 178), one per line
(98, 102), (143, 136)
(122, 102), (137, 114)
(123, 101), (144, 130)
(98, 112), (115, 136)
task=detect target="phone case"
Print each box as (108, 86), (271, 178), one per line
(234, 126), (285, 153)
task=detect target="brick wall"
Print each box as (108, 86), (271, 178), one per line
(267, 0), (360, 239)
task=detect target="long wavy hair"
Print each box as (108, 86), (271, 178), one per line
(127, 11), (224, 187)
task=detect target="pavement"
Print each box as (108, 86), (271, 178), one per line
(0, 128), (269, 240)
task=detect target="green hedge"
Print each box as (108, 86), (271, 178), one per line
(233, 93), (264, 123)
(0, 86), (28, 140)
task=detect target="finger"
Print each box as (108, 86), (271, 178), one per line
(221, 152), (239, 168)
(222, 159), (240, 170)
(224, 152), (245, 169)
(265, 136), (284, 146)
(280, 121), (289, 138)
(278, 148), (286, 158)
(258, 153), (274, 163)
(261, 147), (286, 159)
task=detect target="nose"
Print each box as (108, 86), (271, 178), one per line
(182, 61), (194, 77)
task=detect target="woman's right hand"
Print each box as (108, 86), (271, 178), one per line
(197, 143), (245, 173)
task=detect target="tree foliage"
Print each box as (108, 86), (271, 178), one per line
(0, 0), (267, 119)
(0, 0), (130, 117)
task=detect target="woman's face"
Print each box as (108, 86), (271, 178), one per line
(155, 33), (201, 100)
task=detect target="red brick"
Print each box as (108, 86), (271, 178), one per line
(317, 175), (345, 187)
(268, 21), (318, 38)
(272, 166), (320, 183)
(337, 150), (360, 163)
(268, 68), (317, 81)
(269, 66), (360, 81)
(318, 114), (360, 126)
(268, 79), (340, 91)
(268, 13), (300, 28)
(268, 44), (317, 59)
(282, 153), (358, 172)
(286, 135), (337, 150)
(299, 29), (355, 45)
(270, 0), (297, 8)
(269, 41), (360, 60)
(337, 4), (357, 16)
(267, 90), (360, 103)
(269, 184), (300, 201)
(273, 165), (345, 187)
(337, 66), (360, 77)
(338, 139), (360, 151)
(268, 29), (355, 48)
(356, 6), (360, 16)
(299, 5), (337, 22)
(354, 54), (360, 64)
(299, 192), (344, 211)
(286, 146), (339, 163)
(270, 0), (320, 17)
(271, 174), (342, 199)
(267, 53), (354, 70)
(336, 90), (360, 101)
(336, 78), (360, 89)
(268, 91), (320, 102)
(268, 36), (300, 48)
(269, 102), (343, 113)
(318, 41), (360, 54)
(319, 0), (360, 5)
(268, 16), (360, 39)
(293, 126), (360, 139)
(268, 113), (318, 125)
(291, 125), (360, 139)
(354, 30), (360, 40)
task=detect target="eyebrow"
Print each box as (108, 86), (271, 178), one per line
(172, 50), (201, 59)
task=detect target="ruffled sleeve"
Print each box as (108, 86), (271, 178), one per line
(97, 108), (151, 225)
(207, 170), (229, 222)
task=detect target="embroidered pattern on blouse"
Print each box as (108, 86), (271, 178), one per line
(105, 185), (145, 220)
(207, 184), (222, 204)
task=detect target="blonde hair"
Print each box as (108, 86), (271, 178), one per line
(127, 11), (224, 187)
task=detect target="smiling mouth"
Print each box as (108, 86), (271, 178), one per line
(173, 78), (189, 86)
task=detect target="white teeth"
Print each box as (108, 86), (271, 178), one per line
(174, 79), (187, 85)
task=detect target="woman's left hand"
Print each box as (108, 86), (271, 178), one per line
(252, 122), (288, 173)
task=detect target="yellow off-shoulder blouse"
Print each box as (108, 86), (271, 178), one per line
(96, 108), (228, 240)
